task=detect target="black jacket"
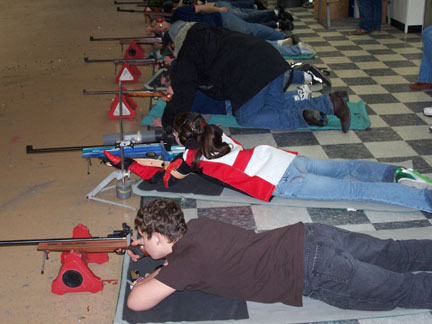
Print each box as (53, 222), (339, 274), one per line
(162, 23), (290, 129)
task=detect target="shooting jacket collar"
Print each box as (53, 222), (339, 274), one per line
(174, 22), (196, 58)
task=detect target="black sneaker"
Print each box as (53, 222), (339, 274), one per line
(278, 20), (294, 31)
(277, 6), (294, 22)
(303, 110), (328, 127)
(293, 63), (332, 88)
(254, 0), (267, 10)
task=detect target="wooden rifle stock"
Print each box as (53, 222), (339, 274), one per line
(125, 91), (171, 101)
(0, 223), (149, 257)
(82, 89), (171, 101)
(37, 238), (130, 253)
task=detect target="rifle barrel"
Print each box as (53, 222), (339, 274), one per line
(84, 57), (158, 65)
(112, 58), (158, 66)
(0, 236), (126, 246)
(117, 7), (144, 12)
(89, 36), (161, 43)
(82, 89), (161, 95)
(26, 144), (112, 153)
(113, 1), (146, 4)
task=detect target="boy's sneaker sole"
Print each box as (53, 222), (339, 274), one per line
(397, 178), (432, 190)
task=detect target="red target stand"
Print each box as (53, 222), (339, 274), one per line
(108, 86), (138, 120)
(115, 63), (141, 84)
(124, 41), (145, 60)
(51, 224), (109, 295)
(114, 41), (145, 84)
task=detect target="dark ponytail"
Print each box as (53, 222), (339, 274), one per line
(173, 112), (231, 171)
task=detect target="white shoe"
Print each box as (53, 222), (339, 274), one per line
(298, 42), (316, 55)
(424, 107), (432, 117)
(295, 84), (312, 100)
(277, 38), (294, 46)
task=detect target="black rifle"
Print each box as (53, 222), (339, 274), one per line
(113, 0), (147, 4)
(26, 129), (174, 154)
(117, 6), (145, 12)
(83, 57), (160, 66)
(89, 35), (162, 45)
(116, 6), (172, 17)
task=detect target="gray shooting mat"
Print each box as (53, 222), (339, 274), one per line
(131, 175), (418, 214)
(114, 255), (248, 324)
(113, 223), (432, 324)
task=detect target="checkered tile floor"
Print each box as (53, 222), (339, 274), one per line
(143, 7), (432, 324)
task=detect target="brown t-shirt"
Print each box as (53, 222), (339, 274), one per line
(156, 218), (305, 306)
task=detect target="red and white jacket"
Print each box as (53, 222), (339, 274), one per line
(179, 135), (298, 201)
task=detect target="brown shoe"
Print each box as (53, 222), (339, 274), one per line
(329, 91), (351, 133)
(409, 82), (432, 90)
(351, 28), (368, 35)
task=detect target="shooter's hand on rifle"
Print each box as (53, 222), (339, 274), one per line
(160, 92), (172, 102)
(127, 238), (147, 262)
(152, 118), (163, 128)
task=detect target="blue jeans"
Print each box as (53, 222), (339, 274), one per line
(220, 12), (285, 41)
(273, 156), (432, 212)
(234, 74), (334, 129)
(208, 0), (255, 7)
(217, 1), (277, 24)
(191, 71), (304, 116)
(191, 90), (226, 114)
(303, 223), (432, 310)
(291, 69), (304, 84)
(418, 25), (432, 82)
(357, 0), (382, 33)
(266, 42), (308, 56)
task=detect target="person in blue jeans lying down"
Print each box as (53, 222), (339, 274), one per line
(147, 5), (311, 57)
(106, 112), (432, 213)
(126, 199), (432, 312)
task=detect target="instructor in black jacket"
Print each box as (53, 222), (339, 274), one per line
(162, 22), (351, 133)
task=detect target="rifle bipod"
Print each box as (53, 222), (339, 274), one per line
(88, 81), (137, 210)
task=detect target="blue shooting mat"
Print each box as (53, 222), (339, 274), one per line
(141, 99), (371, 130)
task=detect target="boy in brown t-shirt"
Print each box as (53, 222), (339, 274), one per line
(127, 199), (432, 312)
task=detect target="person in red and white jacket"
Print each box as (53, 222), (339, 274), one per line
(104, 112), (432, 212)
(176, 129), (297, 202)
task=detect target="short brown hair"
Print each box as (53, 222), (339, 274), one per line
(135, 199), (187, 242)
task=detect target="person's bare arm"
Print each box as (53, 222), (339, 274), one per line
(195, 4), (228, 13)
(127, 269), (176, 311)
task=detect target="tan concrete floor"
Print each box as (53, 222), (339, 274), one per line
(0, 1), (155, 323)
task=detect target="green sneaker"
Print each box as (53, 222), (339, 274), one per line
(394, 167), (432, 189)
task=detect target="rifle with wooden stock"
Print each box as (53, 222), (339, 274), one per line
(82, 88), (171, 100)
(0, 223), (147, 273)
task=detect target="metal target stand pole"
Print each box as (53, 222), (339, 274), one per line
(86, 81), (137, 211)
